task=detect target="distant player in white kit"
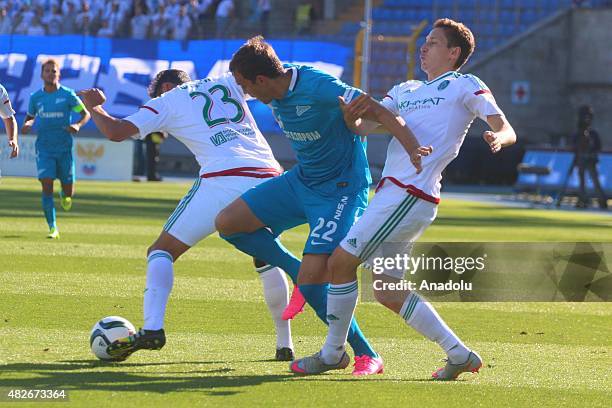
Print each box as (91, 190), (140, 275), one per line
(291, 18), (517, 379)
(0, 83), (19, 159)
(78, 69), (298, 361)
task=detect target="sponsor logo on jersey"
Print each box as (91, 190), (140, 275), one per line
(334, 195), (349, 221)
(283, 130), (321, 142)
(56, 98), (66, 104)
(438, 80), (450, 91)
(398, 97), (445, 111)
(39, 111), (65, 118)
(210, 129), (239, 146)
(296, 105), (311, 116)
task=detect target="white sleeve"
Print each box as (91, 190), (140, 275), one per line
(380, 84), (400, 116)
(461, 75), (503, 121)
(0, 85), (15, 119)
(123, 96), (171, 140)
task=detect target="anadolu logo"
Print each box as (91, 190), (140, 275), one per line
(77, 143), (105, 175)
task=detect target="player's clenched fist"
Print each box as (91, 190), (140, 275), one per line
(77, 88), (106, 110)
(483, 130), (501, 153)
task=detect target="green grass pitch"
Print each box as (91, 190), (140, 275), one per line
(0, 177), (610, 407)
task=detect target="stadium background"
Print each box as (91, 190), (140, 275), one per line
(1, 0), (611, 202)
(0, 2), (611, 406)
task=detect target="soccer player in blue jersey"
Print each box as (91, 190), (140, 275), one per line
(21, 59), (90, 239)
(216, 36), (430, 375)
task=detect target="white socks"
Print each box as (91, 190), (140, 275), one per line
(400, 292), (470, 363)
(321, 280), (359, 364)
(257, 265), (293, 350)
(143, 250), (174, 331)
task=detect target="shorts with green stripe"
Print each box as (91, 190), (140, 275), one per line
(162, 175), (268, 247)
(340, 184), (437, 279)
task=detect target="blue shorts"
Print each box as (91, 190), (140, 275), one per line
(241, 169), (368, 255)
(36, 149), (75, 184)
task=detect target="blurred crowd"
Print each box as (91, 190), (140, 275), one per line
(0, 0), (277, 40)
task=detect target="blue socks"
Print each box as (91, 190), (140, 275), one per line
(221, 229), (300, 283)
(300, 284), (377, 358)
(41, 194), (56, 229)
(222, 229), (377, 358)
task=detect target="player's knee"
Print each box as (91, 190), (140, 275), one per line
(328, 247), (360, 281)
(214, 209), (233, 235)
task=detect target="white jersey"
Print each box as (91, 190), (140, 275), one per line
(380, 71), (503, 201)
(126, 73), (281, 177)
(0, 84), (15, 119)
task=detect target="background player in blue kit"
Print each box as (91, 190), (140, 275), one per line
(21, 59), (90, 239)
(216, 36), (430, 375)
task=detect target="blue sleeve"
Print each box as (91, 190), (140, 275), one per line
(313, 71), (364, 106)
(27, 94), (36, 116)
(68, 89), (85, 112)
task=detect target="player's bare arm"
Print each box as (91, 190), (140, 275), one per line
(20, 114), (35, 134)
(66, 108), (91, 134)
(78, 88), (138, 142)
(483, 114), (517, 153)
(340, 94), (433, 174)
(4, 115), (18, 158)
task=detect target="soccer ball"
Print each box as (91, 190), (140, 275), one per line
(90, 316), (136, 362)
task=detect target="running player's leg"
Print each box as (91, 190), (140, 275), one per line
(216, 174), (305, 284)
(107, 177), (202, 357)
(292, 186), (379, 370)
(58, 150), (75, 211)
(254, 258), (294, 360)
(36, 150), (58, 238)
(329, 187), (479, 379)
(216, 175), (306, 318)
(205, 176), (296, 358)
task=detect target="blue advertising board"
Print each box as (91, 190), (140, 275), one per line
(0, 35), (351, 133)
(515, 150), (612, 195)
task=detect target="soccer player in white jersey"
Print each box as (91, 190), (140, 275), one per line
(0, 83), (19, 159)
(291, 18), (517, 379)
(78, 69), (299, 361)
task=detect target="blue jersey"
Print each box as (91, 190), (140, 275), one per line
(27, 85), (85, 152)
(269, 64), (371, 193)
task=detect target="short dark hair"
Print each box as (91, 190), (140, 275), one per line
(229, 36), (284, 82)
(433, 18), (475, 69)
(148, 69), (191, 98)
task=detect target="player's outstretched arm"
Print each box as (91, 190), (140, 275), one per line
(338, 95), (380, 135)
(483, 114), (517, 154)
(78, 88), (138, 142)
(3, 115), (18, 158)
(342, 94), (432, 174)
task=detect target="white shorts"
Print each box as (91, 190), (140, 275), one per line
(163, 176), (267, 247)
(340, 184), (438, 279)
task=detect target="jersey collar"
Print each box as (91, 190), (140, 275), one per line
(425, 71), (458, 85)
(288, 66), (299, 92)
